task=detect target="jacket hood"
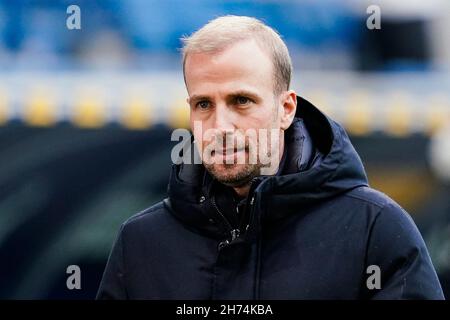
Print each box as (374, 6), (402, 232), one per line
(166, 96), (369, 238)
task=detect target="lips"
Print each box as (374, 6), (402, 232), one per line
(215, 147), (246, 155)
(220, 148), (244, 154)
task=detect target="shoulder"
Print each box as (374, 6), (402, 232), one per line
(343, 187), (423, 247)
(343, 186), (400, 210)
(125, 200), (167, 223)
(340, 186), (418, 233)
(119, 199), (172, 236)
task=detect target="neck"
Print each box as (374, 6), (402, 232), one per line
(232, 184), (251, 198)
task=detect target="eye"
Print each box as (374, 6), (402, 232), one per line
(235, 96), (251, 105)
(196, 100), (211, 110)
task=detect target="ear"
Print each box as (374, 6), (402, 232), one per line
(279, 90), (297, 130)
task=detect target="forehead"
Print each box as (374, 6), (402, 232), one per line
(184, 39), (274, 95)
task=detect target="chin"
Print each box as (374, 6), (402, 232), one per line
(206, 163), (257, 186)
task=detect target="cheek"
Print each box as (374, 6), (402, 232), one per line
(190, 118), (204, 145)
(241, 112), (275, 132)
(191, 121), (216, 153)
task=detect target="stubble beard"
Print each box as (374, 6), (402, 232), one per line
(203, 146), (273, 187)
(204, 160), (260, 188)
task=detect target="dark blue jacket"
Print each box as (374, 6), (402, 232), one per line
(97, 96), (444, 299)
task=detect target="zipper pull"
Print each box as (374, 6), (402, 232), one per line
(218, 239), (230, 250)
(230, 228), (240, 241)
(218, 229), (240, 250)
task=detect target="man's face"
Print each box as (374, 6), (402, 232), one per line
(184, 39), (284, 187)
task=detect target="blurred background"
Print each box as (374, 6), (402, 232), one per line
(0, 0), (449, 299)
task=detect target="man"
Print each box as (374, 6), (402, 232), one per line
(97, 16), (444, 299)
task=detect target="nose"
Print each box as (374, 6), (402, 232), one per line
(213, 103), (235, 134)
(212, 104), (236, 149)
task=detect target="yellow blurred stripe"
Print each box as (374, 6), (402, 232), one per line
(168, 98), (190, 128)
(425, 95), (450, 135)
(385, 93), (412, 137)
(23, 90), (57, 127)
(368, 167), (435, 213)
(345, 91), (372, 136)
(306, 91), (332, 117)
(0, 90), (8, 125)
(72, 96), (106, 128)
(120, 98), (152, 130)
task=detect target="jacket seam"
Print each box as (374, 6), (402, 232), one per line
(342, 191), (387, 209)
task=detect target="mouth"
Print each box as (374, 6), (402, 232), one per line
(219, 148), (245, 156)
(204, 145), (251, 166)
(215, 147), (246, 156)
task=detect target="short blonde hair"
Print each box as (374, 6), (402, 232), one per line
(181, 15), (292, 94)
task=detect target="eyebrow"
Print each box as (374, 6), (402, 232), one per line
(189, 90), (262, 105)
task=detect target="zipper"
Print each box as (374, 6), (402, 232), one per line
(211, 194), (241, 250)
(214, 177), (265, 250)
(236, 177), (261, 235)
